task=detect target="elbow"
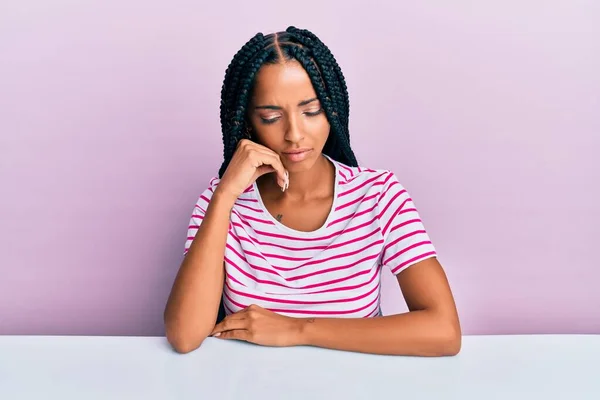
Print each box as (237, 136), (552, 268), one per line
(416, 315), (461, 357)
(171, 340), (203, 355)
(439, 322), (462, 357)
(164, 316), (208, 354)
(441, 334), (461, 357)
(166, 330), (206, 354)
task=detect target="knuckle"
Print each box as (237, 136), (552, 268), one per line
(247, 321), (256, 332)
(246, 149), (257, 159)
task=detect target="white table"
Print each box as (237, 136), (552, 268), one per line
(0, 334), (598, 399)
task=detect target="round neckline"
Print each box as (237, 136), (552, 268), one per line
(251, 154), (339, 237)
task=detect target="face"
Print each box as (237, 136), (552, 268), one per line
(247, 60), (330, 172)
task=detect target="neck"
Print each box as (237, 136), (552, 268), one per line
(263, 155), (334, 201)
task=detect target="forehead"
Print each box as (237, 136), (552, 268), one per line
(252, 60), (317, 100)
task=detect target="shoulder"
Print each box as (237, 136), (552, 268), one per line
(333, 159), (413, 221)
(333, 159), (403, 196)
(193, 176), (221, 212)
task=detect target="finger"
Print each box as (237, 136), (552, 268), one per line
(241, 142), (288, 187)
(211, 313), (238, 334)
(211, 317), (248, 336)
(217, 329), (251, 342)
(212, 306), (252, 334)
(249, 151), (288, 189)
(211, 317), (239, 335)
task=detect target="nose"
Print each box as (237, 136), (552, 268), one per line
(284, 113), (304, 143)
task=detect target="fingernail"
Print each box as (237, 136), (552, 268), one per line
(284, 171), (289, 190)
(213, 332), (221, 337)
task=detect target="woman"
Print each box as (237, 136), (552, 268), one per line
(164, 26), (461, 356)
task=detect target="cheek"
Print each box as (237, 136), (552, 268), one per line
(250, 120), (274, 138)
(311, 115), (330, 139)
(249, 123), (280, 148)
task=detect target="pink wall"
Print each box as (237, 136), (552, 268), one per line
(1, 1), (598, 336)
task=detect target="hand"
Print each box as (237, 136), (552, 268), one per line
(215, 139), (289, 202)
(210, 304), (303, 347)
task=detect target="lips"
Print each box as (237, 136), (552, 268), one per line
(283, 148), (312, 155)
(282, 148), (313, 162)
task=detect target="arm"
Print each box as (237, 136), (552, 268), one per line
(164, 139), (289, 354)
(212, 257), (461, 356)
(297, 257), (461, 356)
(163, 192), (235, 354)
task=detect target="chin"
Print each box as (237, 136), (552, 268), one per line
(281, 152), (319, 173)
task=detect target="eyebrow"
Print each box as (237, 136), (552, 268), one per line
(254, 97), (319, 110)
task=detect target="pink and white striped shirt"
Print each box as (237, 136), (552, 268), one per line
(184, 155), (437, 318)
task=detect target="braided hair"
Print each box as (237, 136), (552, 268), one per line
(218, 26), (359, 178)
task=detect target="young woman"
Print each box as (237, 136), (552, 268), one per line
(164, 26), (461, 356)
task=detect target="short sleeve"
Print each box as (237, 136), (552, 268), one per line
(377, 172), (437, 274)
(183, 177), (220, 256)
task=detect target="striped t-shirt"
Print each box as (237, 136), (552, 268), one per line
(183, 155), (437, 318)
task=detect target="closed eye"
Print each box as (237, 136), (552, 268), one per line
(304, 108), (324, 117)
(260, 117), (279, 125)
(260, 108), (324, 125)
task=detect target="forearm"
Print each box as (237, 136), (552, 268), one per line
(297, 309), (461, 357)
(164, 192), (234, 353)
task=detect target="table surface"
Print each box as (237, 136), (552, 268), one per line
(1, 334), (599, 399)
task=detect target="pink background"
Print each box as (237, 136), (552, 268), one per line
(1, 1), (598, 336)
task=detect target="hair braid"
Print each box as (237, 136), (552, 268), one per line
(285, 28), (357, 166)
(287, 46), (345, 162)
(287, 27), (351, 123)
(220, 34), (263, 126)
(219, 35), (269, 176)
(285, 27), (348, 125)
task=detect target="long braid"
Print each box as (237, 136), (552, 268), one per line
(287, 27), (351, 123)
(287, 45), (346, 162)
(286, 27), (348, 125)
(284, 28), (356, 165)
(218, 27), (358, 178)
(219, 34), (262, 128)
(219, 34), (267, 176)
